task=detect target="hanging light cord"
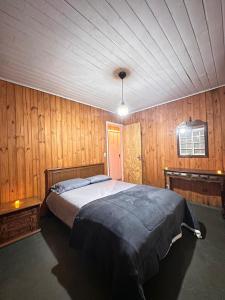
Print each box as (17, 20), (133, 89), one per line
(121, 78), (124, 105)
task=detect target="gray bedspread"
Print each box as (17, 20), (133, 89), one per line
(70, 184), (201, 300)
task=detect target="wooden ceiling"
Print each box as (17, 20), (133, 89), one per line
(0, 0), (225, 113)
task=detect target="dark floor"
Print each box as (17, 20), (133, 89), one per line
(0, 203), (225, 300)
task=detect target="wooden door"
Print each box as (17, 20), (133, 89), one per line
(123, 123), (142, 184)
(108, 129), (122, 180)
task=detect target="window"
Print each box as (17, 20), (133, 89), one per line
(177, 119), (208, 157)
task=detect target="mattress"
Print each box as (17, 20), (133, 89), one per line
(46, 179), (136, 227)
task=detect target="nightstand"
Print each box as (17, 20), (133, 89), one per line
(0, 197), (41, 248)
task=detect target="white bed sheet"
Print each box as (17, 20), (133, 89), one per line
(46, 179), (136, 227)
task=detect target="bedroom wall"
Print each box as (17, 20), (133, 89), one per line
(1, 79), (224, 208)
(0, 79), (120, 205)
(123, 87), (225, 207)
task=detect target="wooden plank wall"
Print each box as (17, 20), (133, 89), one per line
(0, 79), (119, 205)
(124, 87), (225, 207)
(1, 79), (224, 208)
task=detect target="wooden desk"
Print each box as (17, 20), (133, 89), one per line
(164, 168), (225, 218)
(0, 197), (41, 248)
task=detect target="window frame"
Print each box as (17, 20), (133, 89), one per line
(176, 119), (208, 158)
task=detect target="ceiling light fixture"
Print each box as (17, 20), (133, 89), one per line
(117, 71), (128, 116)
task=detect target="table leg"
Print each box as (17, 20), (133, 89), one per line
(221, 185), (225, 219)
(168, 176), (173, 190)
(164, 171), (167, 189)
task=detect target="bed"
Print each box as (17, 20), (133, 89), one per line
(45, 163), (201, 300)
(45, 163), (133, 225)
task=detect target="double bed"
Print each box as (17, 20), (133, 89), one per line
(46, 178), (135, 228)
(45, 163), (201, 300)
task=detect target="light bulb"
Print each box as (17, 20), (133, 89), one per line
(180, 128), (186, 134)
(118, 103), (128, 116)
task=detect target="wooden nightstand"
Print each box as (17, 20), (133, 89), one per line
(0, 197), (41, 248)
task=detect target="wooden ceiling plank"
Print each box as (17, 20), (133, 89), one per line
(94, 0), (183, 99)
(47, 0), (157, 84)
(0, 0), (224, 112)
(0, 5), (149, 105)
(0, 3), (106, 76)
(127, 0), (194, 94)
(53, 2), (171, 99)
(184, 0), (218, 87)
(0, 35), (119, 105)
(1, 44), (162, 112)
(146, 0), (203, 91)
(2, 0), (112, 71)
(106, 0), (188, 98)
(27, 0), (166, 98)
(165, 0), (210, 89)
(203, 0), (225, 85)
(0, 63), (115, 111)
(66, 0), (177, 96)
(0, 60), (112, 107)
(0, 28), (163, 109)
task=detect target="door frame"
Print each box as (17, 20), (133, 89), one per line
(106, 121), (124, 180)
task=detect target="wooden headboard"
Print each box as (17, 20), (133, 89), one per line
(45, 163), (105, 196)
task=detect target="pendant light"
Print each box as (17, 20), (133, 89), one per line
(117, 71), (128, 116)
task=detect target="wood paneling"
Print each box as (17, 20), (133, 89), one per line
(0, 80), (119, 205)
(124, 87), (225, 207)
(1, 78), (224, 208)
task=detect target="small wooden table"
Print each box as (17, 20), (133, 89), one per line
(164, 168), (225, 218)
(0, 197), (41, 248)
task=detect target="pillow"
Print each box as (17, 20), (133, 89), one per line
(51, 178), (90, 194)
(86, 175), (112, 184)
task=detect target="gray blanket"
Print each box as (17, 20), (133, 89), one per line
(70, 185), (201, 300)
